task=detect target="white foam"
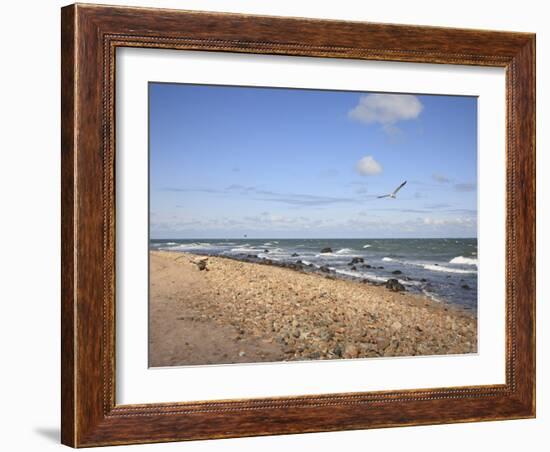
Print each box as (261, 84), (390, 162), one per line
(362, 244), (372, 248)
(382, 257), (394, 262)
(423, 264), (477, 274)
(450, 256), (478, 266)
(230, 247), (264, 253)
(335, 248), (354, 254)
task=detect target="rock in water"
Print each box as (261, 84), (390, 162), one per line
(291, 252), (299, 257)
(319, 265), (330, 273)
(320, 247), (333, 254)
(385, 278), (405, 292)
(391, 270), (402, 275)
(461, 284), (471, 290)
(349, 257), (364, 265)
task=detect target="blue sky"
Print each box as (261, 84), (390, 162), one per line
(149, 83), (477, 239)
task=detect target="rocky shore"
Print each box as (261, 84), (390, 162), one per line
(149, 250), (477, 367)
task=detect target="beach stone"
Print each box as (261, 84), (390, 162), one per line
(344, 344), (359, 358)
(333, 344), (344, 357)
(376, 337), (390, 350)
(320, 247), (333, 254)
(391, 321), (403, 331)
(238, 351), (246, 357)
(350, 257), (364, 265)
(385, 279), (406, 292)
(320, 266), (330, 273)
(392, 270), (402, 275)
(350, 265), (357, 271)
(196, 260), (208, 271)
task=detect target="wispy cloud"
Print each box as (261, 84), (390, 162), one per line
(356, 155), (382, 176)
(432, 173), (451, 183)
(348, 93), (423, 134)
(164, 185), (360, 207)
(424, 203), (451, 209)
(454, 183), (476, 192)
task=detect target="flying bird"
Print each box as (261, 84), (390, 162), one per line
(377, 181), (407, 199)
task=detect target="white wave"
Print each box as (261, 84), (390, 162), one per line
(335, 248), (354, 254)
(422, 289), (442, 303)
(382, 257), (394, 262)
(300, 260), (312, 266)
(230, 247), (264, 254)
(167, 242), (206, 250)
(314, 252), (346, 258)
(423, 264), (477, 274)
(449, 256), (478, 266)
(362, 244), (372, 248)
(164, 242), (177, 246)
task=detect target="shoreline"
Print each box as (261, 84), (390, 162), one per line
(149, 250), (477, 366)
(164, 248), (477, 313)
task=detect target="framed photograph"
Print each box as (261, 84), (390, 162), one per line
(61, 3), (535, 447)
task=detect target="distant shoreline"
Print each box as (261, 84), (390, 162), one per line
(149, 250), (477, 367)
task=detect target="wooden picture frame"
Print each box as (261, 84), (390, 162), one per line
(61, 3), (535, 447)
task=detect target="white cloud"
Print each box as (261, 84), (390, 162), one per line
(348, 94), (423, 131)
(356, 155), (382, 176)
(423, 217), (476, 227)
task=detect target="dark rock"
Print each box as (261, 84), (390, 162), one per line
(420, 278), (427, 282)
(362, 264), (372, 269)
(349, 257), (364, 265)
(385, 278), (406, 292)
(296, 260), (303, 265)
(247, 254), (257, 258)
(196, 260), (208, 271)
(264, 249), (269, 253)
(320, 265), (330, 273)
(378, 266), (384, 269)
(333, 344), (343, 357)
(391, 270), (402, 275)
(291, 252), (299, 257)
(461, 284), (471, 290)
(350, 265), (357, 271)
(320, 247), (333, 254)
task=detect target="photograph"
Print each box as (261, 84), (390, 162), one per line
(148, 83), (479, 367)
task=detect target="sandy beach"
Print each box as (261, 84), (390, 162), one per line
(149, 250), (477, 367)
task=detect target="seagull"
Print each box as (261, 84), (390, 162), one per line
(377, 181), (407, 199)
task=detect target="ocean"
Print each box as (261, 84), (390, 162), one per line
(150, 238), (478, 311)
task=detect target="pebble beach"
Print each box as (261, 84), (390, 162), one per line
(149, 250), (477, 367)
